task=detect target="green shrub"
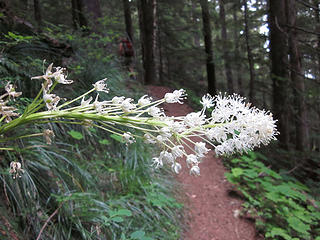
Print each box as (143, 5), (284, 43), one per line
(225, 152), (320, 240)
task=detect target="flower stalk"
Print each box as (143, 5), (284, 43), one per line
(1, 63), (278, 177)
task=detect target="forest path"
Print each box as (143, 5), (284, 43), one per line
(147, 86), (258, 240)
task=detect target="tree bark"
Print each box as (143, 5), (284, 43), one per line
(33, 0), (42, 32)
(313, 0), (320, 77)
(71, 0), (87, 29)
(138, 0), (156, 84)
(84, 0), (101, 19)
(244, 0), (255, 103)
(286, 0), (309, 151)
(123, 0), (134, 42)
(233, 0), (243, 95)
(219, 0), (234, 94)
(269, 0), (290, 149)
(200, 0), (216, 95)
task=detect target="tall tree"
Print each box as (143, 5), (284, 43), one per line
(286, 0), (309, 151)
(219, 0), (234, 93)
(314, 0), (320, 77)
(233, 0), (243, 95)
(243, 0), (255, 103)
(138, 0), (156, 84)
(84, 0), (101, 19)
(71, 0), (87, 30)
(33, 0), (42, 32)
(200, 0), (216, 95)
(123, 0), (134, 42)
(269, 0), (290, 149)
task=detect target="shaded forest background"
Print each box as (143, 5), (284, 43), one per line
(0, 0), (319, 239)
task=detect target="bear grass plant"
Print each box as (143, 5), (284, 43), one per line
(1, 127), (183, 239)
(225, 152), (320, 240)
(0, 65), (183, 239)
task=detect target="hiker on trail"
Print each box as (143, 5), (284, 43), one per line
(119, 37), (134, 75)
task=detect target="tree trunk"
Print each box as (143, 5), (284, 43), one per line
(286, 0), (309, 151)
(200, 0), (216, 95)
(84, 0), (101, 19)
(314, 0), (320, 77)
(244, 0), (255, 103)
(138, 0), (156, 84)
(77, 0), (87, 28)
(71, 0), (79, 29)
(191, 0), (200, 47)
(219, 0), (234, 94)
(33, 0), (42, 32)
(269, 0), (290, 149)
(123, 0), (134, 42)
(71, 0), (87, 29)
(233, 0), (243, 95)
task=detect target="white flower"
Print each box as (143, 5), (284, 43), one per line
(112, 96), (125, 104)
(53, 67), (73, 84)
(9, 161), (24, 179)
(5, 82), (22, 99)
(93, 94), (105, 113)
(138, 95), (152, 106)
(206, 127), (227, 143)
(186, 154), (199, 167)
(200, 94), (214, 109)
(93, 79), (109, 93)
(31, 63), (54, 89)
(171, 145), (184, 158)
(184, 112), (206, 128)
(144, 133), (157, 144)
(164, 89), (186, 104)
(156, 135), (168, 143)
(160, 127), (172, 138)
(81, 96), (92, 107)
(123, 132), (135, 144)
(171, 162), (182, 174)
(121, 98), (136, 113)
(43, 87), (60, 111)
(194, 142), (210, 157)
(151, 157), (163, 169)
(190, 165), (200, 176)
(43, 129), (55, 145)
(159, 151), (174, 164)
(170, 121), (186, 133)
(148, 106), (164, 117)
(0, 100), (19, 122)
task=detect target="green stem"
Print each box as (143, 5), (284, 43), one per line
(57, 88), (95, 110)
(0, 147), (14, 151)
(0, 133), (44, 143)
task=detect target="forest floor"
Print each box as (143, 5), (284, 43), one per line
(148, 86), (260, 240)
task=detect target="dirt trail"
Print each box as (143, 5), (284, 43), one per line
(148, 86), (258, 240)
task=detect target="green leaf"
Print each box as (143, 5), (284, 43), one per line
(287, 216), (310, 234)
(116, 209), (132, 216)
(110, 133), (125, 143)
(99, 139), (110, 145)
(130, 230), (145, 239)
(231, 168), (243, 177)
(67, 130), (83, 140)
(141, 237), (153, 240)
(111, 216), (123, 223)
(267, 227), (292, 240)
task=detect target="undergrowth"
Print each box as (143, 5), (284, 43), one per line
(225, 152), (320, 240)
(0, 26), (182, 239)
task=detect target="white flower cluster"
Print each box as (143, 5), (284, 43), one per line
(204, 94), (278, 156)
(1, 63), (278, 177)
(0, 82), (21, 122)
